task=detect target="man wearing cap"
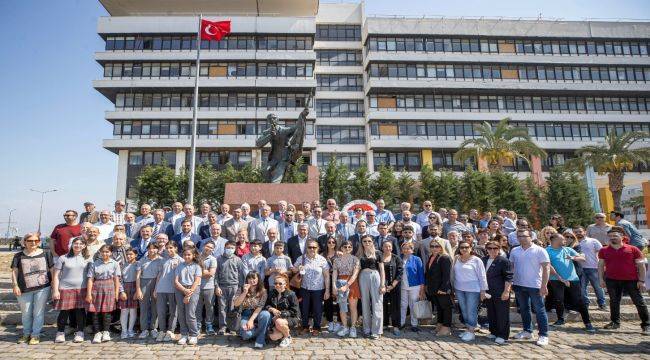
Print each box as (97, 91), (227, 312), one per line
(610, 211), (647, 251)
(80, 202), (99, 224)
(587, 213), (612, 246)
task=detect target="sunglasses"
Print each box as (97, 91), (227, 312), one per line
(342, 245), (352, 249)
(430, 245), (441, 249)
(275, 282), (286, 286)
(307, 246), (318, 249)
(25, 240), (40, 243)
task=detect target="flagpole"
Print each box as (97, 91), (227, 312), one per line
(187, 13), (202, 206)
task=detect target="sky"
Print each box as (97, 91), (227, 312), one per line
(1, 0), (649, 237)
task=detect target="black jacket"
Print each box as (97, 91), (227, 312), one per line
(265, 289), (301, 321)
(261, 241), (287, 259)
(481, 255), (513, 296)
(286, 235), (307, 263)
(383, 253), (404, 290)
(425, 254), (452, 296)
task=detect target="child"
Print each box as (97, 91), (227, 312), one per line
(242, 240), (267, 283)
(265, 241), (293, 289)
(52, 237), (91, 343)
(215, 241), (246, 335)
(135, 242), (162, 339)
(118, 248), (138, 339)
(86, 244), (121, 344)
(198, 240), (218, 335)
(154, 241), (183, 342)
(174, 248), (203, 345)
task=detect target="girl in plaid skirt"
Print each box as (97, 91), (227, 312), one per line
(119, 248), (138, 339)
(86, 244), (121, 344)
(52, 237), (91, 343)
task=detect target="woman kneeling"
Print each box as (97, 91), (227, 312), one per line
(235, 271), (270, 348)
(265, 274), (301, 347)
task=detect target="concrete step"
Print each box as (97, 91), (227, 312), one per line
(0, 301), (19, 312)
(0, 309), (57, 326)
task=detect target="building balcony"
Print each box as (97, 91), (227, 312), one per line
(103, 135), (318, 151)
(368, 135), (603, 149)
(105, 108), (316, 120)
(95, 50), (316, 63)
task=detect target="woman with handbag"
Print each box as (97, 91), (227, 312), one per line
(453, 240), (488, 342)
(399, 242), (426, 332)
(357, 234), (386, 339)
(425, 239), (453, 336)
(234, 271), (270, 349)
(266, 274), (301, 348)
(292, 239), (330, 336)
(482, 240), (513, 345)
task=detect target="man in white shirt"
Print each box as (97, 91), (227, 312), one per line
(279, 211), (298, 243)
(308, 207), (327, 239)
(198, 203), (212, 224)
(216, 203), (233, 225)
(574, 226), (606, 310)
(509, 229), (550, 346)
(110, 200), (126, 225)
(164, 201), (184, 224)
(287, 223), (310, 263)
(95, 210), (116, 241)
(365, 210), (380, 236)
(173, 204), (204, 235)
(248, 205), (279, 243)
(415, 200), (434, 229)
(401, 210), (422, 240)
(206, 223), (228, 258)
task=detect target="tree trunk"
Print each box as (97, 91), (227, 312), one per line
(633, 206), (639, 227)
(608, 171), (625, 211)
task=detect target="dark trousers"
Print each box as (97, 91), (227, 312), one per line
(323, 296), (339, 323)
(300, 288), (325, 329)
(383, 287), (401, 327)
(486, 295), (510, 339)
(92, 312), (111, 333)
(57, 308), (85, 332)
(548, 280), (591, 325)
(606, 278), (650, 328)
(430, 293), (453, 327)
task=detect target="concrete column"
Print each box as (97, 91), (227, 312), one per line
(366, 149), (374, 173)
(310, 149), (318, 166)
(116, 149), (129, 201)
(530, 156), (545, 186)
(175, 149), (186, 175)
(252, 149), (262, 168)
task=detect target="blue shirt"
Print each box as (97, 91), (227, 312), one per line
(375, 209), (395, 224)
(617, 219), (647, 248)
(546, 246), (579, 282)
(282, 222), (295, 242)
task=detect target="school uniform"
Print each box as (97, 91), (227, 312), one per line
(174, 262), (203, 337)
(155, 255), (182, 334)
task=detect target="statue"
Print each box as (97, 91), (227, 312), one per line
(255, 94), (311, 183)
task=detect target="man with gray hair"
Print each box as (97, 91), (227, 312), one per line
(111, 200), (126, 225)
(146, 209), (174, 239)
(240, 203), (253, 223)
(587, 213), (612, 245)
(223, 208), (248, 242)
(274, 200), (288, 222)
(287, 223), (310, 263)
(248, 205), (279, 243)
(95, 210), (115, 241)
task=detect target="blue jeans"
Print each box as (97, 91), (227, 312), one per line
(580, 268), (605, 306)
(513, 285), (548, 337)
(240, 310), (272, 345)
(336, 279), (350, 313)
(17, 287), (50, 337)
(455, 290), (480, 328)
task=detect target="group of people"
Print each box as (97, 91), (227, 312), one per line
(10, 198), (650, 349)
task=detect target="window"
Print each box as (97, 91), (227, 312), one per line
(317, 75), (363, 91)
(317, 153), (366, 171)
(373, 152), (421, 171)
(316, 50), (362, 66)
(316, 25), (361, 41)
(191, 151), (252, 170)
(316, 100), (364, 117)
(316, 125), (365, 144)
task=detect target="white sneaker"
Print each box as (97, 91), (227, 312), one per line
(102, 331), (111, 342)
(127, 331), (135, 338)
(461, 332), (475, 342)
(138, 330), (149, 339)
(328, 322), (334, 332)
(332, 322), (341, 333)
(349, 327), (357, 338)
(458, 331), (468, 338)
(92, 332), (103, 344)
(188, 336), (198, 345)
(150, 329), (159, 338)
(337, 327), (349, 337)
(513, 331), (532, 340)
(279, 336), (292, 348)
(177, 336), (188, 345)
(73, 332), (84, 343)
(155, 332), (165, 342)
(254, 342), (264, 349)
(495, 337), (506, 345)
(55, 332), (66, 343)
(121, 332), (128, 340)
(536, 336), (549, 346)
(487, 334), (496, 339)
(163, 331), (174, 342)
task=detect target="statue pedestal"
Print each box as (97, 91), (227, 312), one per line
(224, 166), (320, 211)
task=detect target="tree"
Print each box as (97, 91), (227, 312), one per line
(490, 171), (529, 217)
(454, 118), (546, 171)
(418, 164), (436, 204)
(349, 165), (372, 200)
(370, 165), (397, 207)
(234, 164), (264, 183)
(566, 131), (650, 211)
(545, 168), (594, 227)
(430, 170), (461, 210)
(284, 157), (307, 184)
(623, 195), (645, 227)
(134, 164), (181, 208)
(320, 157), (349, 205)
(459, 169), (493, 213)
(395, 170), (416, 204)
(523, 176), (547, 229)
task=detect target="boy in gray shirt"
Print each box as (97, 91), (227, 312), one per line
(214, 241), (245, 335)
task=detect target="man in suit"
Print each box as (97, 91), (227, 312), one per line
(419, 224), (452, 262)
(80, 201), (100, 224)
(216, 203), (233, 225)
(222, 208), (248, 242)
(171, 218), (202, 251)
(164, 202), (184, 224)
(146, 209), (174, 240)
(374, 222), (399, 254)
(251, 199), (267, 219)
(173, 203), (204, 235)
(130, 225), (155, 260)
(273, 200), (288, 222)
(287, 223), (310, 263)
(201, 223), (228, 258)
(308, 207), (327, 239)
(336, 212), (355, 242)
(240, 203), (254, 224)
(348, 220), (371, 255)
(279, 211), (298, 243)
(262, 227), (286, 259)
(248, 205), (279, 243)
(199, 212), (218, 239)
(317, 221), (338, 251)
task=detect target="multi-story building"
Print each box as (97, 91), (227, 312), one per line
(95, 0), (650, 201)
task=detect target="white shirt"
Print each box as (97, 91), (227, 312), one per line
(111, 211), (125, 225)
(308, 218), (327, 239)
(366, 221), (380, 236)
(209, 237), (229, 258)
(216, 214), (233, 225)
(95, 221), (115, 241)
(509, 244), (550, 289)
(298, 236), (308, 254)
(402, 221), (422, 240)
(579, 237), (603, 269)
(453, 256), (488, 292)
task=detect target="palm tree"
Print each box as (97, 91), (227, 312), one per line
(622, 195), (645, 227)
(454, 118), (546, 172)
(566, 131), (650, 211)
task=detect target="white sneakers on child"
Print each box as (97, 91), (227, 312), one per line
(279, 336), (292, 348)
(155, 332), (165, 342)
(92, 333), (103, 344)
(336, 327), (349, 337)
(188, 336), (198, 345)
(55, 332), (65, 343)
(349, 327), (357, 338)
(102, 331), (111, 342)
(460, 332), (475, 342)
(513, 331), (532, 340)
(73, 332), (84, 343)
(328, 322), (341, 333)
(139, 330), (149, 339)
(177, 336), (188, 345)
(150, 329), (159, 338)
(536, 336), (549, 346)
(163, 331), (174, 342)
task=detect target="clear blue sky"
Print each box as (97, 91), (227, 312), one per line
(1, 0), (649, 236)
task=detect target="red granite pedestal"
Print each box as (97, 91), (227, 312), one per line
(223, 165), (320, 211)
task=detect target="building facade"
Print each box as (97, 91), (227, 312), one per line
(95, 0), (650, 201)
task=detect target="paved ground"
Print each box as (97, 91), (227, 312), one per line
(0, 323), (648, 359)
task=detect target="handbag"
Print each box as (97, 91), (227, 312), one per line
(413, 299), (433, 319)
(225, 304), (242, 331)
(289, 255), (306, 288)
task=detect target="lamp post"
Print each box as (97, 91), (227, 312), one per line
(5, 209), (15, 239)
(30, 189), (57, 234)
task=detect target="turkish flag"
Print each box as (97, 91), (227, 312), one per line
(200, 19), (231, 41)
